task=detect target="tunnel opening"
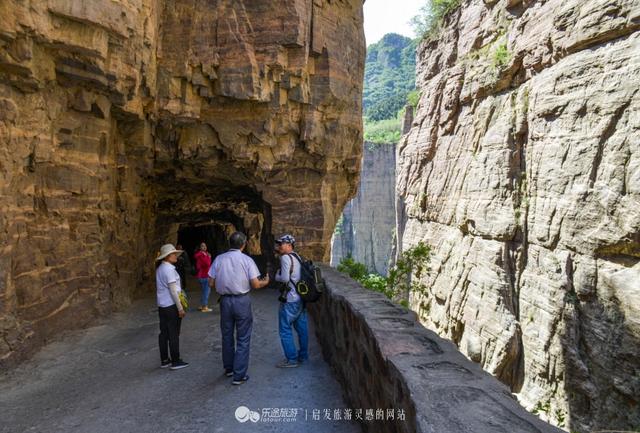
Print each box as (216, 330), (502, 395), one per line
(152, 180), (277, 289)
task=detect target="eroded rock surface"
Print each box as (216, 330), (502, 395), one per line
(396, 0), (640, 431)
(0, 0), (364, 366)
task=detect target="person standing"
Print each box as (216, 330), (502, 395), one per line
(208, 232), (269, 385)
(194, 241), (212, 312)
(274, 234), (308, 368)
(155, 244), (189, 370)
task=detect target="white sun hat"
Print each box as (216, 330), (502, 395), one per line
(155, 244), (184, 261)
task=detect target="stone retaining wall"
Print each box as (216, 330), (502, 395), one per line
(310, 265), (563, 433)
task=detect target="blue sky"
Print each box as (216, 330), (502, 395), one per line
(363, 0), (425, 44)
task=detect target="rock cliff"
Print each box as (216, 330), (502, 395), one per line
(0, 0), (364, 366)
(331, 142), (396, 275)
(396, 0), (640, 431)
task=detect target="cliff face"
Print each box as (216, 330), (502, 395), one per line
(0, 0), (364, 366)
(396, 0), (640, 431)
(331, 142), (396, 275)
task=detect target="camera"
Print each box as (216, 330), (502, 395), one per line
(277, 283), (289, 303)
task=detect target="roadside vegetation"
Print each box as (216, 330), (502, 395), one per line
(337, 242), (431, 308)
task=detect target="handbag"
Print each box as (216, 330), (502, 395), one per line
(178, 290), (189, 310)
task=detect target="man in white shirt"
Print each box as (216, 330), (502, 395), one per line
(155, 244), (189, 370)
(208, 232), (269, 385)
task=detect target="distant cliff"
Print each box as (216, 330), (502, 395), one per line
(331, 32), (415, 274)
(396, 0), (640, 431)
(331, 142), (396, 275)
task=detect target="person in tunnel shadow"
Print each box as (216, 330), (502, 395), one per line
(274, 234), (309, 368)
(208, 232), (270, 385)
(194, 241), (213, 312)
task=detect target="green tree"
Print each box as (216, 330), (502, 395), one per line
(363, 34), (417, 120)
(387, 241), (431, 302)
(362, 33), (418, 144)
(406, 90), (421, 108)
(410, 0), (461, 39)
(363, 115), (402, 145)
(337, 242), (431, 306)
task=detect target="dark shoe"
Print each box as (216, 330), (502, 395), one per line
(170, 360), (189, 370)
(224, 369), (233, 377)
(276, 360), (299, 368)
(232, 375), (249, 385)
(297, 357), (308, 364)
(160, 359), (172, 368)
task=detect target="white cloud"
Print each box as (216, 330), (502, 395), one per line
(363, 0), (426, 44)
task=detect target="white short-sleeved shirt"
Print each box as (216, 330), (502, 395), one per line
(208, 249), (260, 295)
(156, 261), (182, 307)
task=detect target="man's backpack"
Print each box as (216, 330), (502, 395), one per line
(289, 253), (325, 303)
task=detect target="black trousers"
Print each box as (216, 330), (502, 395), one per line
(158, 304), (182, 362)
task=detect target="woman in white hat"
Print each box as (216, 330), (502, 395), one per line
(156, 244), (189, 370)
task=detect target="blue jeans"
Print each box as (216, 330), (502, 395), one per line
(198, 278), (210, 307)
(278, 301), (308, 363)
(220, 295), (253, 381)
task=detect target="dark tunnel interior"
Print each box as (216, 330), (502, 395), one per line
(174, 207), (276, 279)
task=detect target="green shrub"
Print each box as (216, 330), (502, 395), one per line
(367, 93), (409, 122)
(411, 0), (461, 39)
(387, 241), (431, 300)
(492, 42), (510, 68)
(364, 89), (421, 145)
(532, 399), (551, 415)
(554, 408), (566, 429)
(363, 116), (402, 145)
(407, 90), (421, 108)
(337, 242), (431, 306)
(337, 256), (368, 281)
(361, 273), (392, 297)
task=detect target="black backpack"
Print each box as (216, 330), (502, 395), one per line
(288, 253), (325, 303)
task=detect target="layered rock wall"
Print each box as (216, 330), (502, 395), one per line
(331, 141), (396, 275)
(396, 0), (640, 431)
(0, 0), (364, 367)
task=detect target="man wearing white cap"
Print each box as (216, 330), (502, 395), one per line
(156, 244), (189, 370)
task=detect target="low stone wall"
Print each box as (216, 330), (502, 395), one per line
(310, 266), (563, 433)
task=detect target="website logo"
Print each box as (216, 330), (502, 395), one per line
(235, 406), (260, 423)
